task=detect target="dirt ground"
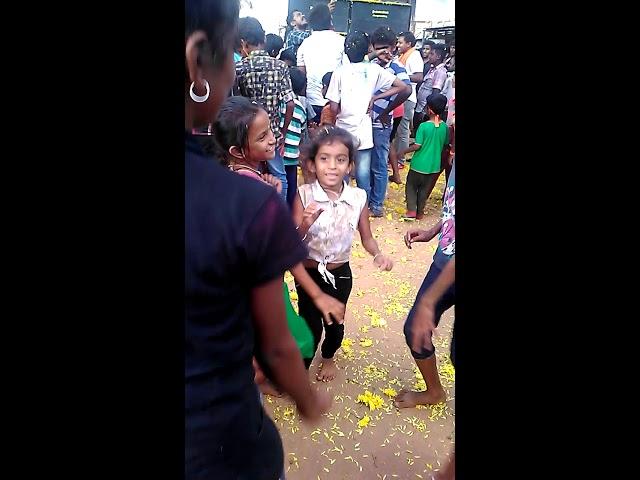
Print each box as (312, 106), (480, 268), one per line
(267, 167), (455, 480)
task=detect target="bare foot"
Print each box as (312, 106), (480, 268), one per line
(316, 358), (338, 382)
(258, 380), (283, 397)
(393, 388), (446, 408)
(389, 174), (402, 185)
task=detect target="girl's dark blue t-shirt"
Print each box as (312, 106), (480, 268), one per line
(185, 134), (307, 478)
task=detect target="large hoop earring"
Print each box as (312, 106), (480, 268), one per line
(190, 80), (210, 103)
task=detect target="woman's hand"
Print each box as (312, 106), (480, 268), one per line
(312, 291), (345, 325)
(298, 388), (332, 422)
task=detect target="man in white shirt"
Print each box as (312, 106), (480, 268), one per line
(394, 31), (424, 166)
(326, 30), (411, 202)
(297, 3), (348, 124)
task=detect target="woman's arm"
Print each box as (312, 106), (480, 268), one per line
(251, 278), (330, 420)
(290, 264), (345, 325)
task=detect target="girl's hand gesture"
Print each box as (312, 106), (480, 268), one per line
(374, 253), (393, 271)
(302, 202), (324, 229)
(261, 173), (283, 194)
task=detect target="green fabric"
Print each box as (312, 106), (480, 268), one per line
(283, 283), (314, 359)
(410, 121), (449, 174)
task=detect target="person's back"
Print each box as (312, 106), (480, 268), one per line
(185, 3), (331, 479)
(236, 17), (295, 145)
(265, 33), (284, 58)
(236, 54), (293, 137)
(411, 120), (449, 174)
(296, 3), (348, 114)
(326, 32), (397, 152)
(185, 134), (307, 478)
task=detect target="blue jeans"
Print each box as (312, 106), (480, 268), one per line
(355, 148), (373, 201)
(267, 150), (288, 202)
(370, 127), (391, 214)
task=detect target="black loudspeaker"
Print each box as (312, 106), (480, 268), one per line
(350, 0), (412, 37)
(287, 0), (411, 36)
(288, 1), (349, 34)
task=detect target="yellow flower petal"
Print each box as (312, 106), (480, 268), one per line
(382, 388), (397, 398)
(357, 415), (370, 428)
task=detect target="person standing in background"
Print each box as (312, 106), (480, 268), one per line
(297, 3), (348, 124)
(368, 26), (412, 217)
(280, 67), (308, 208)
(414, 43), (448, 134)
(444, 39), (455, 72)
(236, 17), (295, 202)
(265, 33), (284, 58)
(416, 39), (435, 95)
(325, 30), (410, 202)
(284, 9), (310, 58)
(393, 32), (424, 168)
(421, 39), (435, 62)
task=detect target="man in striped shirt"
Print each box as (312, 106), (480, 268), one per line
(368, 27), (412, 217)
(280, 67), (308, 208)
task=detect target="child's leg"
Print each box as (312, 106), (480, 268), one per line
(388, 146), (402, 184)
(296, 269), (326, 370)
(416, 172), (440, 215)
(395, 261), (455, 408)
(285, 165), (298, 208)
(317, 263), (353, 381)
(405, 169), (419, 213)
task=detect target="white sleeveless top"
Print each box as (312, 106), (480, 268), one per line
(298, 181), (367, 287)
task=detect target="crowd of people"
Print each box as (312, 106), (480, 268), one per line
(185, 0), (456, 479)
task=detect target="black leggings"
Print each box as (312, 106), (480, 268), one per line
(296, 263), (353, 369)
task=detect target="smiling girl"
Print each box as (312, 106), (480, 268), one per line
(293, 126), (393, 381)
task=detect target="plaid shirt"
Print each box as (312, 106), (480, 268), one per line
(235, 50), (295, 142)
(285, 29), (311, 54)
